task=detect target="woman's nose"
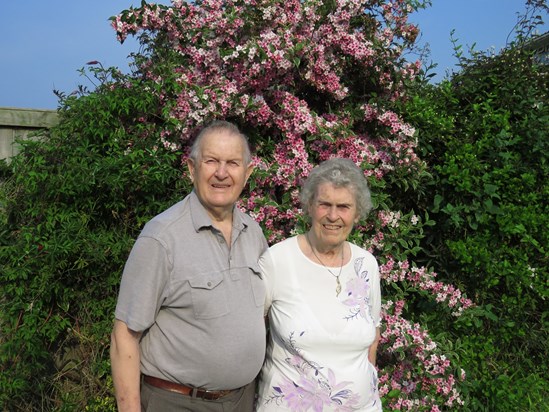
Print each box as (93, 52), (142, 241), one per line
(327, 206), (338, 220)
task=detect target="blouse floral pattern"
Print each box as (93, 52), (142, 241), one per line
(265, 331), (365, 411)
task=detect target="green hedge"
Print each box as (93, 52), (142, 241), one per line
(403, 45), (549, 410)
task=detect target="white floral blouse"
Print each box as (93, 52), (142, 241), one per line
(257, 236), (382, 411)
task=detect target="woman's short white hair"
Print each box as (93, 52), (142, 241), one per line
(300, 158), (373, 219)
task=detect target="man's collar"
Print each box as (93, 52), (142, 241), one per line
(189, 190), (247, 232)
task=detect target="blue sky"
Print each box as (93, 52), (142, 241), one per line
(0, 1), (546, 110)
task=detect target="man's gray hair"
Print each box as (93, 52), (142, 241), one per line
(300, 158), (373, 219)
(189, 120), (252, 164)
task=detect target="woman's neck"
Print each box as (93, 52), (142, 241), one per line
(304, 232), (346, 265)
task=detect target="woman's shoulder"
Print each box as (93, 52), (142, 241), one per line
(260, 236), (300, 281)
(349, 242), (378, 266)
(268, 235), (299, 254)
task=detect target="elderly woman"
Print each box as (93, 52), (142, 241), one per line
(257, 158), (382, 411)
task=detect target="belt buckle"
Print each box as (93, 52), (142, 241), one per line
(201, 389), (215, 400)
(190, 386), (212, 400)
(190, 387), (201, 399)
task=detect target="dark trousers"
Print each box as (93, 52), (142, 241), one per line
(141, 379), (256, 412)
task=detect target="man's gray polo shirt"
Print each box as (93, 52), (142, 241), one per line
(115, 191), (268, 390)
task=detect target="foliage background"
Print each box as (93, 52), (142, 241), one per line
(402, 39), (549, 409)
(0, 0), (547, 410)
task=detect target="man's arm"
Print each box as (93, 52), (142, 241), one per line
(368, 327), (381, 366)
(110, 319), (143, 412)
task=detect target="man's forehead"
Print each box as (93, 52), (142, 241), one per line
(201, 130), (244, 146)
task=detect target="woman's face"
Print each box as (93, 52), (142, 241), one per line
(308, 182), (359, 250)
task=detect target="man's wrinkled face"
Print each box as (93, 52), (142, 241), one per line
(187, 130), (253, 219)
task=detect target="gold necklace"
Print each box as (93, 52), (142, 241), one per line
(305, 233), (344, 297)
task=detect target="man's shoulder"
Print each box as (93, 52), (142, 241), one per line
(234, 209), (268, 253)
(140, 197), (191, 237)
(235, 208), (262, 231)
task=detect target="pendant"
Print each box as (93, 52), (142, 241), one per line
(335, 277), (342, 297)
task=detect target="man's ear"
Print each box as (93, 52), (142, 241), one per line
(186, 158), (195, 182)
(245, 163), (254, 184)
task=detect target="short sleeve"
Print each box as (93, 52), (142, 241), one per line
(259, 248), (276, 316)
(114, 236), (172, 332)
(369, 259), (382, 328)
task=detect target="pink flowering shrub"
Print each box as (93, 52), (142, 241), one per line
(110, 0), (473, 408)
(379, 300), (466, 410)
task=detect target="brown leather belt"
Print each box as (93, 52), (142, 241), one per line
(143, 375), (239, 400)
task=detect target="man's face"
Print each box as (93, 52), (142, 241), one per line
(187, 130), (253, 220)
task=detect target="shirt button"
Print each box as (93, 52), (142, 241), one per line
(219, 238), (225, 243)
(207, 281), (212, 287)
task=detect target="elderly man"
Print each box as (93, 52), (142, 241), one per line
(111, 121), (268, 412)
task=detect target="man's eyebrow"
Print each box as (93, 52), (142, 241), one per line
(317, 199), (352, 206)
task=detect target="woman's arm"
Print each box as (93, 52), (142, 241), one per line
(368, 327), (381, 366)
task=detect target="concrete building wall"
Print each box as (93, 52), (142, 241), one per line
(0, 107), (58, 161)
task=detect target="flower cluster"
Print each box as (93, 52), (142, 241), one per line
(379, 260), (474, 316)
(379, 301), (466, 410)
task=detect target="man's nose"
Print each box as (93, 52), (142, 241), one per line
(215, 162), (228, 178)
